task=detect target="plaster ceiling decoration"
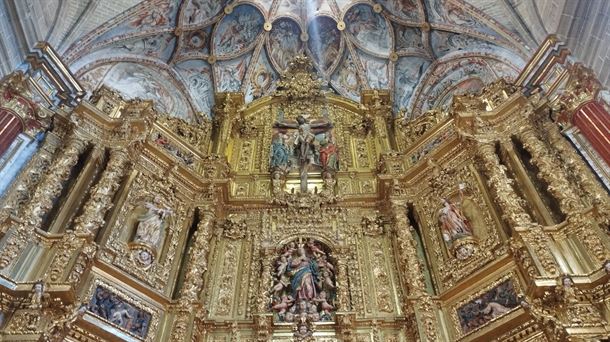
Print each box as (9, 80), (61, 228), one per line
(63, 0), (533, 123)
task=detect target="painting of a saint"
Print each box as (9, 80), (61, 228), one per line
(307, 17), (341, 71)
(394, 57), (428, 111)
(215, 55), (251, 92)
(175, 60), (214, 115)
(457, 280), (519, 333)
(360, 54), (389, 89)
(268, 19), (302, 72)
(346, 4), (391, 56)
(213, 5), (264, 56)
(377, 0), (420, 22)
(270, 240), (336, 323)
(130, 2), (174, 28)
(88, 286), (152, 338)
(182, 0), (227, 25)
(103, 63), (191, 121)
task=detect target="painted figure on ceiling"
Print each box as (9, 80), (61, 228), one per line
(269, 19), (301, 72)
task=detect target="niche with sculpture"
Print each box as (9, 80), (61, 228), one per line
(270, 239), (337, 323)
(436, 183), (485, 260)
(126, 196), (173, 268)
(270, 114), (339, 194)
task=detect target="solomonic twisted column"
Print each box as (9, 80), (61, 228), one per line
(0, 134), (87, 269)
(170, 207), (215, 341)
(476, 141), (559, 277)
(26, 135), (88, 229)
(45, 149), (130, 283)
(477, 142), (533, 227)
(391, 201), (439, 342)
(0, 132), (59, 220)
(546, 124), (610, 220)
(518, 127), (584, 215)
(545, 124), (610, 262)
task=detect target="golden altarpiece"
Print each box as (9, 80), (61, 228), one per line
(0, 38), (609, 342)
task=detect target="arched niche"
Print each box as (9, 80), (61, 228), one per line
(124, 196), (174, 269)
(432, 183), (486, 260)
(269, 238), (337, 323)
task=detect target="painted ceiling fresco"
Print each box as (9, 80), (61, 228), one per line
(65, 0), (532, 122)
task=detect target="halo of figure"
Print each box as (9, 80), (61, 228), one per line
(270, 239), (336, 322)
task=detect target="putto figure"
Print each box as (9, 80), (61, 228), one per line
(270, 239), (337, 322)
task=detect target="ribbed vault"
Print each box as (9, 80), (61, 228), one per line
(62, 0), (532, 122)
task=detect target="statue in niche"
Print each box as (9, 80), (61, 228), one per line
(129, 196), (172, 267)
(270, 239), (336, 323)
(270, 133), (291, 172)
(437, 183), (479, 259)
(438, 198), (472, 243)
(133, 197), (172, 248)
(318, 133), (338, 172)
(272, 114), (335, 192)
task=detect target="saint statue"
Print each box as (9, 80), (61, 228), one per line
(290, 245), (318, 301)
(270, 240), (336, 323)
(134, 198), (172, 248)
(318, 133), (338, 171)
(270, 134), (290, 171)
(438, 198), (473, 244)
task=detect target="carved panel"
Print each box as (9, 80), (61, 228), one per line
(101, 172), (192, 292)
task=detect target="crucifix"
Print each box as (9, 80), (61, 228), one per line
(274, 115), (333, 193)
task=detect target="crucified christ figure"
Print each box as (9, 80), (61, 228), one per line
(274, 115), (333, 193)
